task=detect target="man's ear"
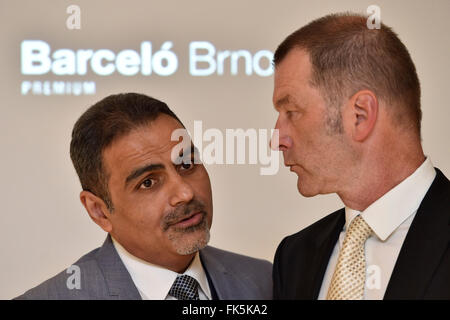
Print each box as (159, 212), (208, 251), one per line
(345, 90), (378, 142)
(80, 191), (113, 233)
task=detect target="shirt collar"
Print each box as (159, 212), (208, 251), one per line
(344, 157), (436, 241)
(111, 237), (211, 300)
(183, 252), (212, 299)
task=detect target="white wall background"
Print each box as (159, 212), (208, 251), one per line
(0, 0), (449, 299)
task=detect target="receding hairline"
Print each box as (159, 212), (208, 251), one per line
(273, 12), (422, 134)
(273, 12), (370, 66)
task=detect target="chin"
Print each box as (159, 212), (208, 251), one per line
(296, 179), (320, 197)
(175, 234), (210, 255)
(170, 227), (211, 255)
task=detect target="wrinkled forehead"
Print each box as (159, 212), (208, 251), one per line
(102, 114), (187, 174)
(273, 49), (314, 106)
(274, 49), (312, 85)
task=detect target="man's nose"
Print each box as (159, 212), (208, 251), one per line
(270, 117), (293, 151)
(168, 174), (195, 207)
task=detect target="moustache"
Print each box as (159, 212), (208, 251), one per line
(161, 199), (207, 231)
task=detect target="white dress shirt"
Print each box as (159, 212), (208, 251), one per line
(112, 238), (212, 300)
(318, 157), (436, 300)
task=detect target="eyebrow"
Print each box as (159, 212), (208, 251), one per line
(177, 143), (199, 160)
(275, 94), (295, 110)
(125, 163), (165, 187)
(124, 142), (200, 187)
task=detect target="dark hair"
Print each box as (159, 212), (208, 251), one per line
(274, 12), (421, 135)
(70, 93), (183, 210)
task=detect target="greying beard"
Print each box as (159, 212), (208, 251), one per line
(162, 199), (210, 255)
(167, 217), (210, 255)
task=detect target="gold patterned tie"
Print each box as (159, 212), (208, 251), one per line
(326, 214), (373, 300)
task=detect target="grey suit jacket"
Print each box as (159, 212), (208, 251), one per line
(15, 235), (272, 300)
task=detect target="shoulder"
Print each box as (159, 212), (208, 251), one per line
(201, 246), (272, 272)
(200, 246), (272, 299)
(272, 209), (344, 299)
(14, 247), (105, 300)
(430, 168), (450, 202)
(275, 208), (344, 262)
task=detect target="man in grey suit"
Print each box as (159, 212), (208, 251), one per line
(16, 93), (272, 300)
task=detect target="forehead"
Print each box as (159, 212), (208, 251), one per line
(103, 114), (184, 173)
(273, 49), (313, 105)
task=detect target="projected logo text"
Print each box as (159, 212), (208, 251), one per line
(20, 40), (274, 96)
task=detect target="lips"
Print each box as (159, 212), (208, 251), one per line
(171, 211), (204, 228)
(284, 162), (295, 169)
(284, 160), (295, 166)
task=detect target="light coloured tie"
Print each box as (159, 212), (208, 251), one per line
(326, 214), (373, 300)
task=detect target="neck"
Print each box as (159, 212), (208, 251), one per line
(140, 250), (196, 273)
(338, 136), (425, 211)
(112, 235), (195, 273)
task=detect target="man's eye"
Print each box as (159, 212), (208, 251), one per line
(286, 110), (299, 119)
(140, 178), (155, 189)
(180, 162), (194, 171)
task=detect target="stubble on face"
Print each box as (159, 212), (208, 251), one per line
(161, 199), (211, 255)
(274, 49), (354, 197)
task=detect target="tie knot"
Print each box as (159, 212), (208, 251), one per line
(346, 215), (373, 244)
(169, 275), (200, 300)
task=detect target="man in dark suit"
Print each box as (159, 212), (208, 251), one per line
(16, 93), (272, 300)
(271, 13), (449, 299)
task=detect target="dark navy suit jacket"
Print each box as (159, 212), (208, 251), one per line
(273, 168), (450, 299)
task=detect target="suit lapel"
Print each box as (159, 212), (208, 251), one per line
(200, 254), (219, 300)
(95, 235), (142, 299)
(384, 169), (450, 299)
(307, 210), (345, 299)
(199, 248), (231, 300)
(200, 247), (252, 300)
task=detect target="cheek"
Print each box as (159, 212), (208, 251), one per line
(192, 169), (213, 207)
(194, 166), (211, 188)
(291, 123), (329, 163)
(115, 193), (165, 231)
(289, 122), (311, 151)
(295, 115), (326, 145)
